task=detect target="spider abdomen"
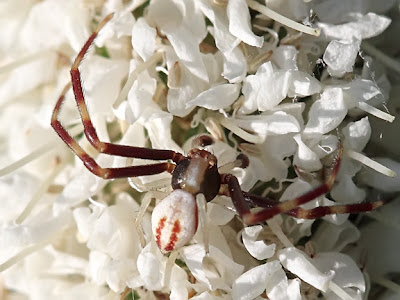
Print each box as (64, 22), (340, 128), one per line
(151, 189), (198, 252)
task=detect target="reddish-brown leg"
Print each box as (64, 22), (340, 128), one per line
(68, 13), (184, 162)
(51, 14), (186, 179)
(284, 201), (385, 218)
(222, 143), (385, 223)
(242, 191), (386, 219)
(51, 85), (175, 179)
(221, 144), (344, 225)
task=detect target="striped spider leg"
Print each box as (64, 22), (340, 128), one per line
(51, 13), (185, 180)
(242, 191), (385, 220)
(220, 143), (385, 225)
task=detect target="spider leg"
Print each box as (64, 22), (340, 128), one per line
(242, 191), (386, 219)
(51, 87), (175, 179)
(221, 143), (343, 225)
(285, 201), (386, 218)
(70, 13), (184, 163)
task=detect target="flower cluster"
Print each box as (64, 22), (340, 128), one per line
(0, 0), (399, 299)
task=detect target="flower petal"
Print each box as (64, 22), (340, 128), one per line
(231, 111), (301, 139)
(232, 261), (282, 300)
(318, 13), (391, 40)
(197, 0), (239, 53)
(313, 252), (365, 293)
(287, 70), (322, 97)
(267, 269), (302, 300)
(149, 0), (209, 81)
(256, 71), (289, 111)
(19, 0), (90, 52)
(241, 62), (320, 114)
(271, 45), (298, 70)
(343, 117), (371, 151)
(222, 46), (247, 83)
(323, 38), (361, 77)
(131, 18), (157, 61)
(227, 0), (263, 47)
(278, 247), (334, 292)
(293, 134), (323, 172)
(185, 83), (241, 110)
(303, 87), (348, 136)
(180, 244), (244, 290)
(242, 226), (276, 260)
(137, 244), (164, 291)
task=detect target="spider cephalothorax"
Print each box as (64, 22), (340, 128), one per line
(51, 13), (386, 253)
(171, 149), (220, 202)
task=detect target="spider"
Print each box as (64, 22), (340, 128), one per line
(51, 13), (385, 252)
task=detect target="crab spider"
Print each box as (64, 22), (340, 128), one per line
(51, 13), (385, 252)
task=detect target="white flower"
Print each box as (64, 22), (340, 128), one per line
(227, 0), (263, 47)
(331, 117), (371, 205)
(241, 61), (321, 114)
(197, 0), (239, 53)
(312, 252), (366, 295)
(243, 134), (298, 186)
(197, 0), (247, 82)
(148, 0), (208, 81)
(165, 49), (222, 116)
(232, 261), (284, 300)
(242, 225), (276, 260)
(278, 247), (335, 292)
(131, 18), (157, 61)
(271, 45), (299, 70)
(185, 83), (241, 110)
(221, 46), (248, 83)
(231, 110), (302, 139)
(80, 55), (129, 118)
(18, 0), (90, 52)
(0, 0), (398, 299)
(323, 38), (361, 77)
(303, 87), (347, 137)
(122, 69), (159, 123)
(180, 244), (244, 291)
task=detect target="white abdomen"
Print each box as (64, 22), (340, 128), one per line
(151, 189), (198, 252)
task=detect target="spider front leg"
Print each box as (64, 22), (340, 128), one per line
(221, 143), (343, 225)
(51, 85), (175, 179)
(52, 14), (186, 179)
(68, 13), (184, 163)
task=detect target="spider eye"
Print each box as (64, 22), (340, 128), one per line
(151, 190), (198, 252)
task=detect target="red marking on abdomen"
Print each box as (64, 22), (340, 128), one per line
(155, 217), (166, 249)
(164, 220), (181, 252)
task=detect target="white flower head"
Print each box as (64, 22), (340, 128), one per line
(0, 1), (397, 299)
